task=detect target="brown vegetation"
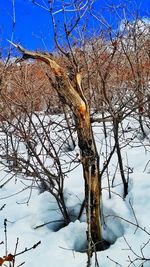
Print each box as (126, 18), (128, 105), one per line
(0, 22), (149, 120)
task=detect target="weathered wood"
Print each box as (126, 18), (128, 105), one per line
(11, 42), (104, 252)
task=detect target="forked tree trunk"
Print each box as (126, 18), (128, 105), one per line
(11, 42), (104, 253)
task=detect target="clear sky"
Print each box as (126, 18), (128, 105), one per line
(0, 0), (149, 54)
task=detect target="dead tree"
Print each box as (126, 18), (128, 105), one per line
(10, 42), (106, 253)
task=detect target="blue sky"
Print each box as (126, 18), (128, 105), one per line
(0, 0), (149, 54)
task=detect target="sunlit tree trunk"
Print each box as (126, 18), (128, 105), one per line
(11, 43), (104, 253)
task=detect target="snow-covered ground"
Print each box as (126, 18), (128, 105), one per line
(0, 115), (150, 267)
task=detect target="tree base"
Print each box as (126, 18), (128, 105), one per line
(95, 239), (111, 251)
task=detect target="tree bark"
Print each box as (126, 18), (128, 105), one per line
(11, 42), (104, 252)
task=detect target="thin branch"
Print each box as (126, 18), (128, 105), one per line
(34, 220), (64, 229)
(14, 241), (41, 257)
(52, 1), (89, 15)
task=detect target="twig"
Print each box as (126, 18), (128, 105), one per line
(107, 255), (122, 266)
(0, 204), (6, 211)
(128, 199), (139, 234)
(105, 215), (150, 236)
(4, 219), (8, 256)
(17, 262), (25, 267)
(0, 186), (30, 200)
(5, 0), (16, 65)
(34, 220), (64, 229)
(143, 160), (150, 172)
(15, 241), (41, 257)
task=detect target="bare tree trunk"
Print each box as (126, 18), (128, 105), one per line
(74, 105), (103, 251)
(11, 43), (105, 253)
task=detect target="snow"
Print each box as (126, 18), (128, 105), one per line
(0, 114), (150, 267)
